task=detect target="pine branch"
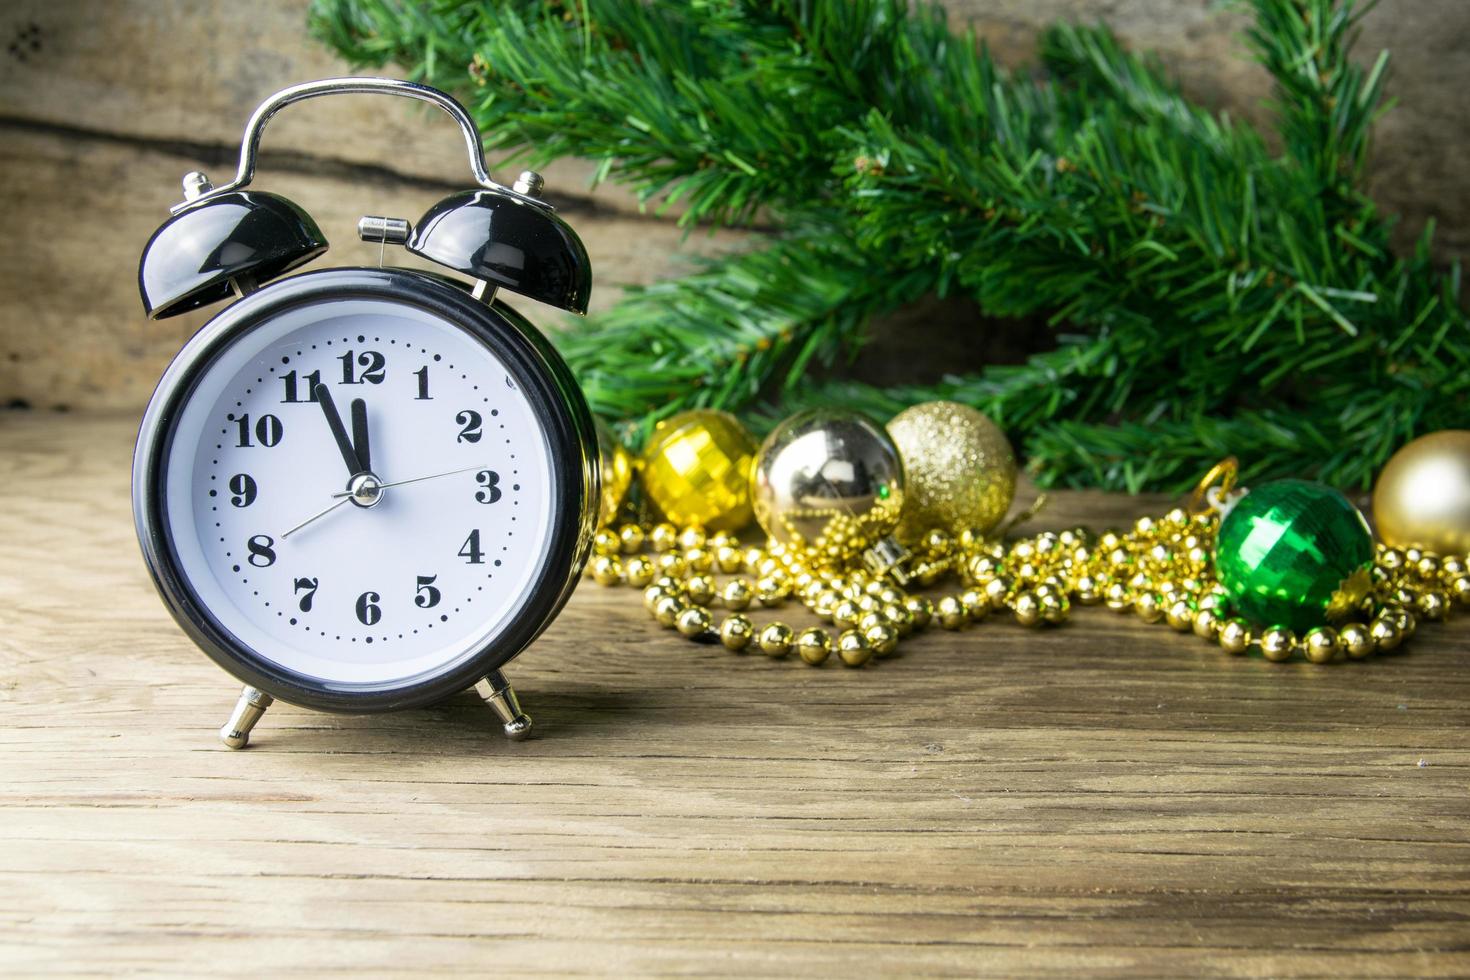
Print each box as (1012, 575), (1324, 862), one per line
(309, 0), (1469, 493)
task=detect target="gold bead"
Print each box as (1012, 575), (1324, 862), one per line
(812, 590), (839, 620)
(922, 528), (953, 555)
(591, 555), (624, 586)
(1197, 590), (1227, 611)
(1164, 507), (1189, 527)
(1012, 591), (1041, 627)
(1453, 576), (1470, 605)
(1378, 548), (1405, 570)
(625, 555), (656, 588)
(653, 594), (684, 628)
(593, 528), (620, 556)
(684, 547), (714, 573)
(742, 547), (765, 574)
(758, 622), (794, 658)
(1303, 626), (1339, 664)
(1339, 622), (1375, 659)
(982, 577), (1010, 605)
(1074, 574), (1101, 604)
(656, 553), (688, 577)
(1165, 599), (1194, 631)
(1038, 592), (1068, 624)
(883, 602), (914, 636)
(795, 627), (832, 665)
(1193, 607), (1220, 639)
(1416, 555), (1442, 578)
(1389, 607), (1417, 637)
(832, 599), (863, 630)
(617, 523), (645, 554)
(1218, 618), (1251, 655)
(1104, 582), (1131, 612)
(720, 614), (755, 651)
(721, 578), (754, 610)
(836, 629), (873, 667)
(715, 545), (744, 574)
(1260, 627), (1297, 662)
(969, 555), (1000, 580)
(858, 611), (887, 633)
(686, 574), (716, 605)
(1134, 516), (1155, 535)
(856, 594), (881, 613)
(676, 606), (712, 637)
(1369, 617), (1402, 651)
(905, 595), (934, 630)
(1416, 591), (1448, 621)
(643, 583), (672, 612)
(936, 595), (969, 630)
(1443, 556), (1467, 577)
(865, 623), (899, 657)
(1133, 592), (1164, 624)
(676, 526), (707, 552)
(651, 575), (681, 593)
(648, 523), (678, 552)
(960, 588), (991, 621)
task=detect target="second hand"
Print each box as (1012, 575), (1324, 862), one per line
(330, 463), (487, 498)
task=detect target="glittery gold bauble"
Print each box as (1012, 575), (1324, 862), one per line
(1373, 430), (1470, 554)
(749, 409), (904, 560)
(595, 418), (634, 528)
(639, 409), (757, 532)
(886, 401), (1016, 542)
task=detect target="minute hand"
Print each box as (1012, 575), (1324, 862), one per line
(331, 463), (488, 498)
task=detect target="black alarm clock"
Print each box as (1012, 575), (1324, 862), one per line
(133, 78), (599, 748)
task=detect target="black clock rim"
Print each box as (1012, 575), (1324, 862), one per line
(133, 267), (598, 713)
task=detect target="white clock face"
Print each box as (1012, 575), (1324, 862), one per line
(161, 297), (555, 688)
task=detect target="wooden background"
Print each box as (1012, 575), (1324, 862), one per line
(2, 411), (1468, 975)
(2, 2), (1469, 974)
(0, 0), (1468, 410)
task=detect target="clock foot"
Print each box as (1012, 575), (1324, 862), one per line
(219, 686), (274, 749)
(475, 670), (532, 741)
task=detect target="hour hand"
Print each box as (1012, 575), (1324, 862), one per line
(315, 384), (366, 476)
(351, 398), (371, 473)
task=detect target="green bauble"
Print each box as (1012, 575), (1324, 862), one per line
(1215, 480), (1374, 632)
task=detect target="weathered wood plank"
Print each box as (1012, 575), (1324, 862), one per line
(0, 411), (1467, 975)
(2, 0), (1467, 413)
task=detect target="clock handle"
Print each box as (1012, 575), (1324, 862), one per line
(169, 77), (549, 215)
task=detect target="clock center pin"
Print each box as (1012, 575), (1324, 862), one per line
(346, 472), (385, 508)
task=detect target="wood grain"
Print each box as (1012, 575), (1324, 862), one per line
(1, 410), (1467, 976)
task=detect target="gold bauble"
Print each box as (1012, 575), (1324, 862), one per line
(639, 409), (757, 532)
(886, 401), (1016, 542)
(594, 419), (634, 528)
(749, 408), (904, 559)
(1373, 430), (1470, 555)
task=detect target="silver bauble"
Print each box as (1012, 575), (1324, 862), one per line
(750, 409), (905, 560)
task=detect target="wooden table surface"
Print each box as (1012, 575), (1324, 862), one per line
(2, 410), (1467, 977)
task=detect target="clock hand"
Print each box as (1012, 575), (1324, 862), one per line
(280, 495), (353, 540)
(314, 384), (366, 476)
(350, 397), (371, 473)
(329, 463), (487, 497)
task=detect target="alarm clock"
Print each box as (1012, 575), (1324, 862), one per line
(133, 78), (599, 748)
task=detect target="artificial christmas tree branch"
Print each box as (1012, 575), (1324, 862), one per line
(310, 0), (1467, 491)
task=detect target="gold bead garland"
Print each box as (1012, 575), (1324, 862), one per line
(589, 489), (1468, 667)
